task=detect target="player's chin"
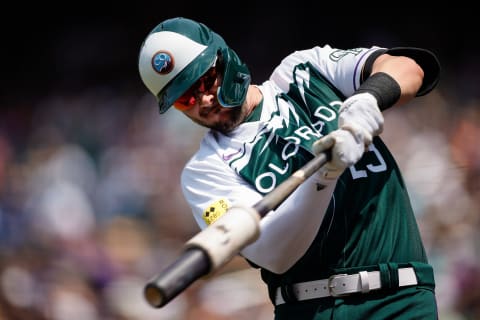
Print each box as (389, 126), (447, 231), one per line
(211, 113), (234, 127)
(208, 105), (236, 120)
(216, 112), (246, 133)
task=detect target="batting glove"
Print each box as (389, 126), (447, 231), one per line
(312, 127), (366, 182)
(339, 92), (384, 140)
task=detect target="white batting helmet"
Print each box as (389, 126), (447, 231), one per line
(138, 17), (251, 113)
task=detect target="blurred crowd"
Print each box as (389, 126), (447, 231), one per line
(0, 83), (479, 319)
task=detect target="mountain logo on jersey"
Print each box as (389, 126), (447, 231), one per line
(202, 198), (231, 225)
(232, 62), (342, 195)
(152, 51), (174, 74)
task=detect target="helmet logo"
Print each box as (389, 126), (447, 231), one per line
(151, 51), (174, 74)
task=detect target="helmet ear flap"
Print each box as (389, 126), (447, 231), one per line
(216, 47), (251, 107)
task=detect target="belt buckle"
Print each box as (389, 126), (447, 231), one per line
(328, 273), (349, 297)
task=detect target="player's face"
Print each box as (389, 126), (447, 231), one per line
(177, 68), (249, 134)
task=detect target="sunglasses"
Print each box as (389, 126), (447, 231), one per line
(173, 67), (217, 111)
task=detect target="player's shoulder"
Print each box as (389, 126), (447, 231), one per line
(279, 45), (385, 67)
(183, 133), (223, 167)
(278, 44), (335, 65)
(270, 45), (339, 75)
(180, 131), (245, 194)
(182, 131), (235, 178)
(267, 45), (335, 91)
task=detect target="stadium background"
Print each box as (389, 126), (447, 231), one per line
(1, 4), (479, 319)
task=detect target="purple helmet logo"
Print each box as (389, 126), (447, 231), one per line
(152, 51), (174, 74)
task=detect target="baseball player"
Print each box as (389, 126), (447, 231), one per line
(138, 17), (441, 319)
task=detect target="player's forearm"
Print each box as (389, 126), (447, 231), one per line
(371, 54), (424, 107)
(240, 174), (336, 274)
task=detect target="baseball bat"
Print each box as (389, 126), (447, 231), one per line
(144, 150), (330, 308)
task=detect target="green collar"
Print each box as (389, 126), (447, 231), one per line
(244, 98), (263, 123)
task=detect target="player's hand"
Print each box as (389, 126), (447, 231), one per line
(339, 92), (384, 140)
(312, 127), (367, 182)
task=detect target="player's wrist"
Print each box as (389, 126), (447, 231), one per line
(355, 72), (401, 111)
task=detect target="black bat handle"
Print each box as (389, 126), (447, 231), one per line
(144, 151), (330, 308)
(144, 248), (211, 308)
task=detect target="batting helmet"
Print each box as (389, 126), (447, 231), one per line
(138, 17), (251, 114)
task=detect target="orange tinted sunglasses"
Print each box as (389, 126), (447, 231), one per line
(173, 68), (217, 111)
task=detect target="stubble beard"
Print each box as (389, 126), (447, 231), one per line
(208, 105), (246, 134)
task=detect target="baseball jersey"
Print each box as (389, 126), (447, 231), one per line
(180, 45), (430, 303)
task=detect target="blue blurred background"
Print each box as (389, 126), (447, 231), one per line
(1, 4), (479, 319)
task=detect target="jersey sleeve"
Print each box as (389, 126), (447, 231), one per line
(180, 133), (336, 274)
(180, 139), (263, 230)
(270, 45), (385, 97)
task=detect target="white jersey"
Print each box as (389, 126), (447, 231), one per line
(180, 45), (383, 272)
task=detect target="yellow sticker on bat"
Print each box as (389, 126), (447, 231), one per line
(202, 198), (230, 225)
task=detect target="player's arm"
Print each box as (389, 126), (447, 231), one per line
(331, 47), (441, 151)
(181, 148), (336, 274)
(366, 54), (423, 107)
(359, 47), (441, 109)
(280, 45), (440, 111)
(314, 47), (440, 185)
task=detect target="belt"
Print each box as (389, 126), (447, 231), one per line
(275, 267), (417, 306)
